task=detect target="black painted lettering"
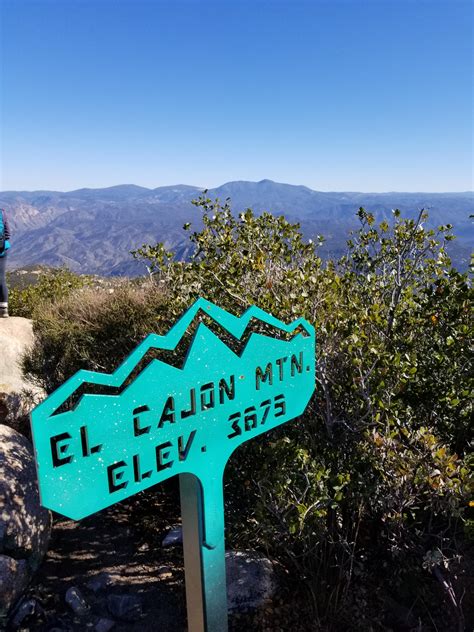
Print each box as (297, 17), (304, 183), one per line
(260, 399), (271, 425)
(180, 388), (196, 419)
(275, 356), (288, 381)
(80, 425), (102, 456)
(133, 405), (151, 436)
(227, 412), (242, 439)
(219, 375), (235, 404)
(156, 441), (173, 471)
(274, 394), (286, 417)
(256, 363), (273, 390)
(158, 397), (176, 428)
(107, 461), (128, 493)
(291, 352), (304, 376)
(133, 454), (152, 482)
(200, 383), (215, 410)
(50, 432), (73, 468)
(244, 406), (257, 431)
(178, 430), (197, 461)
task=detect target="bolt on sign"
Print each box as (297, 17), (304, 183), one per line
(31, 298), (315, 632)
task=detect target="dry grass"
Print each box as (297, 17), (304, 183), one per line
(22, 281), (172, 392)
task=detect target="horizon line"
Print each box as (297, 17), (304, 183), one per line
(1, 179), (473, 196)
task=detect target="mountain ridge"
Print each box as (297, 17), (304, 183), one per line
(3, 178), (472, 195)
(1, 180), (472, 274)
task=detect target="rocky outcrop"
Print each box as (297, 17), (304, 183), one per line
(160, 526), (279, 612)
(0, 317), (44, 435)
(226, 550), (279, 611)
(0, 424), (52, 616)
(0, 317), (36, 393)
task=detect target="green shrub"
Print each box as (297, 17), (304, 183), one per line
(8, 268), (90, 319)
(23, 198), (473, 629)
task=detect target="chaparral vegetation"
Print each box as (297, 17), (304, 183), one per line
(12, 197), (473, 631)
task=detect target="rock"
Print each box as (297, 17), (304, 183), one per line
(107, 594), (143, 622)
(0, 425), (52, 616)
(0, 318), (35, 394)
(86, 572), (113, 593)
(157, 565), (173, 579)
(65, 586), (90, 616)
(225, 550), (278, 612)
(161, 526), (183, 548)
(94, 617), (116, 632)
(0, 556), (29, 617)
(10, 597), (40, 628)
(0, 317), (45, 436)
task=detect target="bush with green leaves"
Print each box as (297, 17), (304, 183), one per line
(8, 268), (90, 319)
(24, 197), (472, 630)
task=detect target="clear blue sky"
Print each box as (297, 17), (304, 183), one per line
(1, 0), (472, 192)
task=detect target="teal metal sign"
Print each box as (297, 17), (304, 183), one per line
(31, 298), (315, 631)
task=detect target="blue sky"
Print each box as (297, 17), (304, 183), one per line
(1, 0), (472, 192)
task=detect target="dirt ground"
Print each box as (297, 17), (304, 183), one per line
(22, 492), (187, 631)
(13, 488), (309, 632)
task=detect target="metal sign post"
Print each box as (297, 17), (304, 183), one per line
(30, 298), (315, 631)
(180, 472), (227, 631)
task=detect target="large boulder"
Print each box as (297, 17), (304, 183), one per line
(0, 424), (52, 616)
(226, 550), (279, 612)
(0, 317), (35, 393)
(0, 317), (44, 435)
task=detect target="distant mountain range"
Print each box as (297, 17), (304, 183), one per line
(1, 180), (472, 275)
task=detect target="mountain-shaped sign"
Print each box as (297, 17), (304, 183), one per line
(31, 298), (315, 520)
(30, 298), (315, 631)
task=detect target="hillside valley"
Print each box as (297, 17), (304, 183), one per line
(1, 180), (472, 275)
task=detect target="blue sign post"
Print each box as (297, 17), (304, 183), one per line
(31, 298), (315, 631)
